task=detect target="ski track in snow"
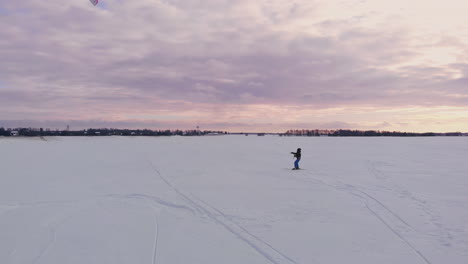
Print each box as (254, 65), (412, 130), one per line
(151, 215), (159, 264)
(366, 160), (454, 248)
(297, 169), (432, 264)
(0, 195), (180, 264)
(0, 200), (84, 210)
(8, 249), (17, 258)
(354, 188), (414, 231)
(0, 204), (19, 216)
(103, 193), (195, 214)
(148, 160), (305, 264)
(31, 213), (74, 264)
(0, 194), (194, 217)
(193, 196), (311, 264)
(31, 223), (57, 264)
(344, 189), (432, 264)
(96, 196), (161, 264)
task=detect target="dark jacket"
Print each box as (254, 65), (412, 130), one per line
(291, 149), (301, 159)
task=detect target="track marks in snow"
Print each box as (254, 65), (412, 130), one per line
(151, 215), (159, 264)
(31, 213), (75, 264)
(346, 189), (432, 264)
(96, 196), (163, 264)
(103, 193), (195, 214)
(0, 204), (19, 216)
(194, 196), (310, 264)
(148, 161), (303, 264)
(2, 197), (169, 264)
(366, 160), (390, 180)
(298, 169), (432, 264)
(367, 161), (454, 249)
(354, 187), (415, 231)
(31, 223), (57, 264)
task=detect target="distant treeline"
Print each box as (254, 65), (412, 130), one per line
(284, 129), (465, 137)
(1, 127), (465, 137)
(0, 127), (227, 137)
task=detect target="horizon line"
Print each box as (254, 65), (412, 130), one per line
(1, 126), (467, 135)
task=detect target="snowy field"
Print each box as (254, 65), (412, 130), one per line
(1, 135), (467, 264)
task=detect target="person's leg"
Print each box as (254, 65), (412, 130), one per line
(294, 158), (300, 169)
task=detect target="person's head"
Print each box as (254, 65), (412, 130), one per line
(297, 148), (301, 152)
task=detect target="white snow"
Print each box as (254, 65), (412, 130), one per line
(1, 135), (467, 264)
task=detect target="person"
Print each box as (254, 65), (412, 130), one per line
(291, 148), (301, 170)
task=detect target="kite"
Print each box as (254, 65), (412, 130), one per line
(89, 0), (98, 6)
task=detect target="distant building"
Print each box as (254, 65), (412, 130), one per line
(207, 132), (223, 136)
(10, 131), (19, 136)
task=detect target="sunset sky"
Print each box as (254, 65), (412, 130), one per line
(1, 0), (467, 132)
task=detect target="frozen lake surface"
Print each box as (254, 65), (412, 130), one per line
(1, 135), (467, 264)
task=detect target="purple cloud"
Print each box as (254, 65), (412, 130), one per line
(1, 0), (468, 132)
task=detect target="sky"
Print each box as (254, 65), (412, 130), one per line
(1, 0), (467, 132)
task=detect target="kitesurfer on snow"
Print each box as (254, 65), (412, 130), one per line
(291, 148), (301, 170)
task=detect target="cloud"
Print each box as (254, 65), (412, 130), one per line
(1, 0), (468, 131)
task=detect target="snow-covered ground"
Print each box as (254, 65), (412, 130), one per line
(1, 135), (467, 264)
